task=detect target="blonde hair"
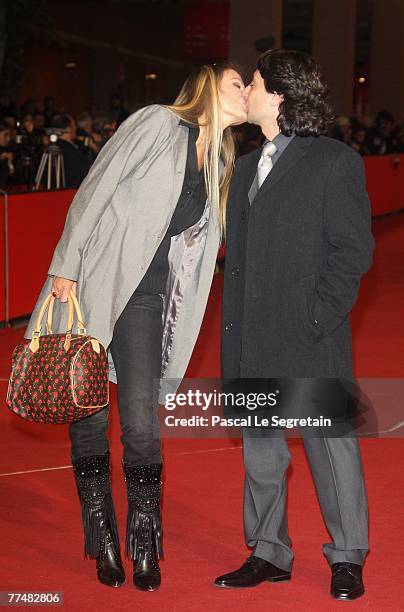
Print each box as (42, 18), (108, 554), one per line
(166, 63), (239, 238)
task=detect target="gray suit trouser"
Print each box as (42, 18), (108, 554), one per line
(242, 428), (369, 572)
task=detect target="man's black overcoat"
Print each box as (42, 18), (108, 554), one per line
(222, 135), (375, 379)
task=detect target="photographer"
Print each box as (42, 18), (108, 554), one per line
(366, 110), (397, 154)
(351, 124), (371, 156)
(0, 123), (15, 190)
(13, 114), (43, 188)
(76, 112), (101, 162)
(50, 113), (92, 188)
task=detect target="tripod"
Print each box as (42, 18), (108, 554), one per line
(34, 143), (66, 190)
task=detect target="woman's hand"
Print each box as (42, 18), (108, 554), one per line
(51, 277), (77, 303)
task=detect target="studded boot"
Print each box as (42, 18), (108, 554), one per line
(123, 463), (163, 591)
(72, 453), (125, 588)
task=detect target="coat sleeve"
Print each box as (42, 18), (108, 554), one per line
(312, 149), (375, 338)
(47, 105), (171, 281)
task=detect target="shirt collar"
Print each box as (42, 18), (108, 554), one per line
(179, 119), (199, 131)
(179, 119), (200, 145)
(265, 131), (295, 155)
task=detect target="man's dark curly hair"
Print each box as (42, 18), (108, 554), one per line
(257, 49), (334, 136)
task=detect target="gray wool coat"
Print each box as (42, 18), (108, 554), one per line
(25, 105), (221, 401)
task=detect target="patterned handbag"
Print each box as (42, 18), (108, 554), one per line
(6, 291), (109, 424)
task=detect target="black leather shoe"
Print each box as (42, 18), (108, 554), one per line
(96, 528), (126, 588)
(214, 556), (291, 589)
(331, 562), (364, 600)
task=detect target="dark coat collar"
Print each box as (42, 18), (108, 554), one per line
(241, 135), (314, 200)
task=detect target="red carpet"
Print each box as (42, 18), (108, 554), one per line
(1, 213), (404, 611)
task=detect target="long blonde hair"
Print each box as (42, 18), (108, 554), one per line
(166, 63), (239, 237)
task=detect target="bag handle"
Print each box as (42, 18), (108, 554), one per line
(45, 291), (86, 335)
(29, 291), (87, 353)
(45, 294), (72, 334)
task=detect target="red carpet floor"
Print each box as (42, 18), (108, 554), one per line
(1, 213), (404, 611)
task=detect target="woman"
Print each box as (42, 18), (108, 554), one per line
(25, 63), (247, 591)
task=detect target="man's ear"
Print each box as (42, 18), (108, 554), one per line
(269, 92), (284, 107)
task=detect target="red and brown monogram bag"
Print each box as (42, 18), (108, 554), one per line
(6, 291), (109, 424)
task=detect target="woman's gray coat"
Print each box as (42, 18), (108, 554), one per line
(24, 105), (221, 401)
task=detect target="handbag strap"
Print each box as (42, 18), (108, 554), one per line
(45, 291), (86, 334)
(69, 291), (86, 334)
(29, 291), (87, 353)
(46, 295), (65, 334)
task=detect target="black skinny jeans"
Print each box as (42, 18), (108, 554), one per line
(69, 290), (164, 466)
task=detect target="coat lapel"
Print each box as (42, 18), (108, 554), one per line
(169, 117), (189, 210)
(238, 149), (261, 205)
(171, 117), (189, 174)
(254, 136), (313, 202)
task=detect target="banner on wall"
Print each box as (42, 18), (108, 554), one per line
(182, 2), (229, 60)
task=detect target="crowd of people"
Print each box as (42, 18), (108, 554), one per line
(330, 111), (404, 156)
(0, 94), (403, 192)
(0, 94), (129, 191)
(234, 110), (404, 157)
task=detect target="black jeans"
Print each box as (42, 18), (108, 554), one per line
(69, 290), (164, 465)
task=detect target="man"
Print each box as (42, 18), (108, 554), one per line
(51, 114), (92, 188)
(0, 123), (15, 189)
(215, 50), (375, 600)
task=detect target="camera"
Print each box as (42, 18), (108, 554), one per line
(44, 127), (66, 143)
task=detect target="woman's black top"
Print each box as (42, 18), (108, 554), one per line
(136, 121), (206, 294)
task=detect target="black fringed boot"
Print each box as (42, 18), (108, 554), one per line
(123, 463), (163, 591)
(72, 453), (126, 588)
